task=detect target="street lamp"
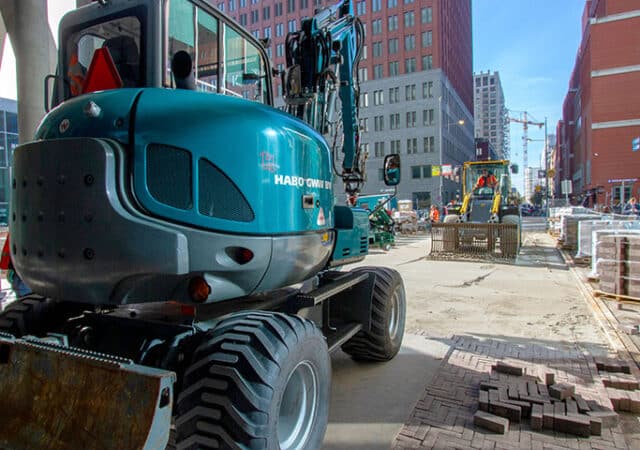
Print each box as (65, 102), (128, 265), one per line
(438, 96), (465, 208)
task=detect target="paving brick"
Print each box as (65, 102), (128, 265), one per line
(543, 403), (554, 430)
(606, 387), (630, 411)
(544, 372), (555, 386)
(480, 381), (505, 391)
(573, 394), (591, 414)
(554, 401), (566, 417)
(531, 404), (543, 431)
(628, 390), (640, 414)
(589, 416), (602, 436)
(552, 414), (591, 437)
(602, 374), (640, 391)
(538, 383), (549, 398)
(549, 383), (576, 400)
(502, 399), (531, 418)
(493, 361), (524, 376)
(585, 410), (620, 428)
(565, 399), (578, 415)
(479, 390), (489, 412)
(488, 401), (522, 423)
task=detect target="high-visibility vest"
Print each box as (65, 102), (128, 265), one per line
(68, 53), (86, 96)
(0, 236), (11, 270)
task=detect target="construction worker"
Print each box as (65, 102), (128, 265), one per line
(474, 168), (498, 191)
(429, 204), (440, 223)
(68, 52), (86, 96)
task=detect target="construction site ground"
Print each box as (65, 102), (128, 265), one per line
(323, 217), (640, 450)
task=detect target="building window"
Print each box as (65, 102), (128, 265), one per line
(422, 81), (434, 98)
(406, 111), (416, 128)
(287, 0), (295, 13)
(360, 92), (369, 108)
(228, 0), (235, 11)
(411, 166), (421, 179)
(389, 86), (399, 103)
(263, 6), (270, 20)
(407, 138), (417, 153)
(404, 34), (415, 51)
(390, 112), (400, 130)
(372, 19), (382, 34)
(388, 15), (398, 31)
(300, 0), (309, 9)
(218, 2), (225, 11)
(423, 136), (435, 153)
(356, 1), (366, 15)
(422, 55), (433, 70)
(374, 141), (385, 157)
(372, 41), (383, 57)
(389, 61), (399, 76)
(359, 117), (369, 132)
(388, 0), (398, 8)
(405, 84), (416, 101)
(373, 89), (384, 105)
(288, 19), (297, 32)
(421, 30), (432, 48)
(372, 0), (382, 12)
(275, 2), (283, 16)
(239, 13), (247, 25)
(388, 38), (399, 54)
(374, 115), (384, 131)
(276, 23), (284, 36)
(373, 64), (383, 79)
(404, 11), (415, 27)
(423, 109), (434, 126)
(405, 57), (416, 73)
(421, 7), (432, 24)
(276, 43), (284, 57)
(358, 67), (368, 81)
(391, 139), (401, 153)
(263, 26), (271, 38)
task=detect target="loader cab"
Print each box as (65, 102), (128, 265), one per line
(53, 0), (271, 107)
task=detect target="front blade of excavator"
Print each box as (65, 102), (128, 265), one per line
(429, 222), (519, 260)
(0, 333), (175, 450)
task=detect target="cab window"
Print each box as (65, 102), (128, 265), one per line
(64, 15), (142, 99)
(167, 0), (268, 104)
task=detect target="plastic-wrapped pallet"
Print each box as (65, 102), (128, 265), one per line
(550, 207), (595, 237)
(576, 220), (640, 258)
(560, 214), (601, 248)
(594, 233), (640, 297)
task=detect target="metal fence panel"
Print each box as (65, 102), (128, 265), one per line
(429, 223), (519, 260)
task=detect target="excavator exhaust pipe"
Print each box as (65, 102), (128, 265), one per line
(429, 223), (520, 260)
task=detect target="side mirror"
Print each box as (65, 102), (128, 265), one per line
(510, 164), (519, 174)
(171, 51), (195, 90)
(383, 154), (401, 186)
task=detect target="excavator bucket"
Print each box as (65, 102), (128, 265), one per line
(429, 222), (519, 260)
(0, 333), (175, 450)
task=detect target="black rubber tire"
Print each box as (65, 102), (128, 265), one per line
(174, 311), (331, 450)
(341, 267), (406, 361)
(500, 214), (521, 258)
(0, 295), (58, 337)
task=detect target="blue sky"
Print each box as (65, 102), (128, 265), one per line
(472, 0), (586, 192)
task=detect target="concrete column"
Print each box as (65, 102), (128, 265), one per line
(0, 14), (6, 71)
(0, 0), (57, 142)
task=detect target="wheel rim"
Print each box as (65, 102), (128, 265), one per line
(388, 286), (403, 340)
(278, 360), (318, 450)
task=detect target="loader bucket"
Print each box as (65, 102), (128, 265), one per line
(0, 333), (175, 450)
(429, 223), (519, 260)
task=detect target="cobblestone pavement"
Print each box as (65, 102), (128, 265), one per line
(392, 334), (638, 449)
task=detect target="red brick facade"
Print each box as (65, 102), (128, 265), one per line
(557, 0), (640, 206)
(213, 0), (472, 112)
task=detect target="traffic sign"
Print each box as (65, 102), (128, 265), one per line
(633, 137), (640, 152)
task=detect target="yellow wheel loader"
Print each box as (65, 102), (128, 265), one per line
(430, 160), (521, 259)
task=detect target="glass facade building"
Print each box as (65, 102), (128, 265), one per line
(0, 97), (19, 225)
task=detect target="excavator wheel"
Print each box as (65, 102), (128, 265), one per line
(500, 215), (521, 258)
(175, 311), (330, 450)
(0, 295), (60, 337)
(342, 267), (406, 361)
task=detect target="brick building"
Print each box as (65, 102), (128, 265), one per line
(212, 0), (474, 209)
(556, 0), (640, 207)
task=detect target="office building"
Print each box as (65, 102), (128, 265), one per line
(473, 71), (509, 160)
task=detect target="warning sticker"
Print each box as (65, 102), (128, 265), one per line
(317, 207), (326, 226)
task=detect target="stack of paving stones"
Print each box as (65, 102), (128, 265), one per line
(393, 335), (635, 449)
(473, 361), (618, 438)
(595, 357), (640, 414)
(597, 234), (640, 298)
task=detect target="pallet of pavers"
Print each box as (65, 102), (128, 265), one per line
(560, 214), (602, 250)
(575, 220), (640, 264)
(473, 360), (638, 437)
(595, 234), (640, 299)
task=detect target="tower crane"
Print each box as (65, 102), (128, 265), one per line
(508, 110), (544, 171)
